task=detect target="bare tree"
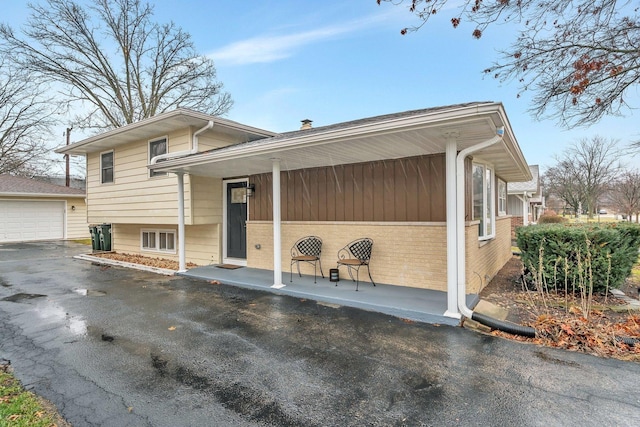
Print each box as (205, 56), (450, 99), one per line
(0, 0), (232, 131)
(0, 59), (57, 176)
(377, 0), (640, 127)
(545, 136), (622, 217)
(609, 169), (640, 222)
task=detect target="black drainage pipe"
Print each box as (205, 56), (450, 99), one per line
(616, 336), (640, 346)
(471, 312), (537, 338)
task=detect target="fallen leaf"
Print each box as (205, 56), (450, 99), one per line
(168, 326), (176, 331)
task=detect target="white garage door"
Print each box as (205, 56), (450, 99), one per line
(0, 200), (65, 243)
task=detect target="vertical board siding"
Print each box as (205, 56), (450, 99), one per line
(249, 153), (450, 222)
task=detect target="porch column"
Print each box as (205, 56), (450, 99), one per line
(271, 159), (285, 288)
(444, 133), (460, 318)
(522, 192), (529, 226)
(176, 172), (186, 272)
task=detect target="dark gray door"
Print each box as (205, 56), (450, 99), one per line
(226, 181), (247, 259)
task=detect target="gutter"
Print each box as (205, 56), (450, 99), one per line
(150, 120), (214, 165)
(455, 126), (536, 337)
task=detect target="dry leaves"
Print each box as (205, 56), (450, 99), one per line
(94, 252), (198, 270)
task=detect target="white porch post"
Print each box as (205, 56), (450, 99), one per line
(444, 133), (461, 318)
(522, 191), (529, 226)
(271, 159), (285, 288)
(176, 172), (186, 272)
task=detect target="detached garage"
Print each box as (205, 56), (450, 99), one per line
(0, 174), (87, 243)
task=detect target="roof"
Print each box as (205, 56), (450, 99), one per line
(0, 174), (85, 197)
(507, 165), (539, 194)
(55, 108), (277, 155)
(150, 102), (533, 183)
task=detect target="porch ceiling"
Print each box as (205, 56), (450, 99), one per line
(152, 103), (531, 182)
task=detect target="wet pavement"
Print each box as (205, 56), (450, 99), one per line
(1, 241), (640, 426)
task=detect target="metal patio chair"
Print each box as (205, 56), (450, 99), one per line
(290, 236), (324, 283)
(336, 238), (375, 291)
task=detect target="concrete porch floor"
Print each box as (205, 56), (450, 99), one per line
(180, 265), (478, 326)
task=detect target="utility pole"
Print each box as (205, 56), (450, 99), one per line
(65, 127), (72, 187)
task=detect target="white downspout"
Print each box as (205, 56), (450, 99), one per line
(456, 127), (504, 318)
(271, 158), (285, 289)
(150, 120), (214, 165)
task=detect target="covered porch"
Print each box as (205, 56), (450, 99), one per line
(179, 264), (478, 326)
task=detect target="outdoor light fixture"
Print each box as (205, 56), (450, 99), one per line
(246, 184), (255, 197)
(71, 205), (76, 211)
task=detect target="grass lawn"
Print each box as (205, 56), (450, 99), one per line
(0, 370), (68, 426)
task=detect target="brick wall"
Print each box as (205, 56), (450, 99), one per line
(465, 217), (513, 293)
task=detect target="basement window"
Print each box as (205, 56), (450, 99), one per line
(141, 229), (176, 253)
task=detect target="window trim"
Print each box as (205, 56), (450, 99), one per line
(141, 228), (176, 254)
(472, 162), (496, 241)
(498, 178), (507, 216)
(100, 150), (114, 184)
(148, 136), (168, 178)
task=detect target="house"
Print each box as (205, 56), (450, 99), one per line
(0, 174), (87, 243)
(56, 102), (531, 319)
(507, 165), (544, 236)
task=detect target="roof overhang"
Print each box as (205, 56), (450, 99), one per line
(55, 108), (277, 156)
(0, 192), (85, 198)
(151, 102), (532, 182)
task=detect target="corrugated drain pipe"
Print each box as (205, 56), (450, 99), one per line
(455, 126), (536, 338)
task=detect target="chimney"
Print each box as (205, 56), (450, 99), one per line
(300, 119), (313, 130)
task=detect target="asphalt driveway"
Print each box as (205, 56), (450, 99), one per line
(1, 241), (640, 426)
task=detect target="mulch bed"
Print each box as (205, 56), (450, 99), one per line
(480, 256), (640, 361)
(92, 252), (198, 270)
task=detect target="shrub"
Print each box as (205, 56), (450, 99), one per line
(538, 214), (567, 224)
(516, 222), (640, 292)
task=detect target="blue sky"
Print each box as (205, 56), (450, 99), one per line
(5, 0), (640, 173)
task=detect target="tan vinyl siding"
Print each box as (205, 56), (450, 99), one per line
(86, 129), (193, 225)
(197, 132), (241, 151)
(113, 223), (221, 265)
(190, 175), (223, 225)
(66, 196), (89, 239)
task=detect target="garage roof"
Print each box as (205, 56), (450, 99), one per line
(0, 175), (85, 198)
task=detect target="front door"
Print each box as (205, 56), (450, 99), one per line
(225, 180), (247, 260)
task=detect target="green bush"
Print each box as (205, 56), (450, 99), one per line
(516, 222), (640, 292)
(537, 214), (567, 224)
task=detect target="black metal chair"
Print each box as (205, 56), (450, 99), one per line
(336, 238), (375, 291)
(290, 236), (324, 283)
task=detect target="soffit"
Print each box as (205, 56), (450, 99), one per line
(152, 105), (532, 182)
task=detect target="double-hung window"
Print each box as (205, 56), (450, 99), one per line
(472, 162), (496, 240)
(101, 151), (114, 184)
(142, 229), (176, 253)
(149, 137), (167, 177)
(498, 179), (507, 216)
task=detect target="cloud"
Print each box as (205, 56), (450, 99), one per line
(208, 13), (392, 66)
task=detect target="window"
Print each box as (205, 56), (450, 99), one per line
(498, 179), (507, 216)
(101, 151), (114, 184)
(473, 163), (495, 240)
(149, 137), (167, 177)
(142, 229), (176, 253)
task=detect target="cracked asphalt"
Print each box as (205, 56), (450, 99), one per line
(1, 241), (640, 426)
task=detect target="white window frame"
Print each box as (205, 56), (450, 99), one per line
(148, 136), (168, 178)
(100, 150), (114, 184)
(472, 162), (496, 241)
(498, 178), (507, 216)
(141, 228), (176, 254)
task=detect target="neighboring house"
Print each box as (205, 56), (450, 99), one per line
(57, 102), (531, 319)
(507, 165), (544, 236)
(0, 174), (87, 243)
